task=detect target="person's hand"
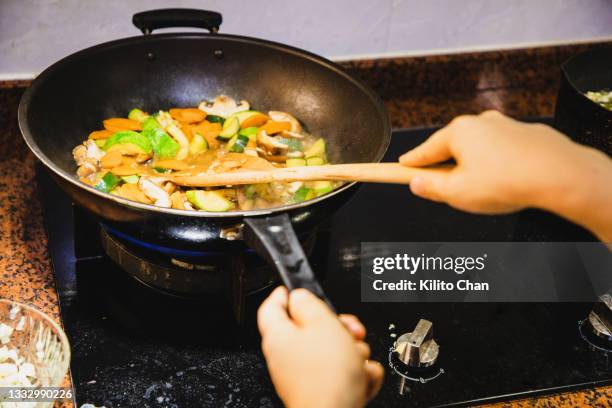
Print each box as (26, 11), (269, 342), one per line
(258, 287), (384, 408)
(400, 110), (612, 241)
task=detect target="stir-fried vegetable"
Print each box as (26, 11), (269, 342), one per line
(73, 95), (340, 211)
(585, 90), (612, 111)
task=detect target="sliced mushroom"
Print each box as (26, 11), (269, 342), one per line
(72, 144), (87, 162)
(170, 191), (193, 210)
(76, 162), (97, 178)
(268, 111), (301, 133)
(139, 177), (171, 208)
(163, 181), (176, 194)
(74, 140), (104, 165)
(73, 140), (104, 179)
(156, 111), (190, 160)
(257, 129), (288, 156)
(198, 95), (250, 118)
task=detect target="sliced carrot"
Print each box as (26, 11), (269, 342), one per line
(153, 159), (190, 171)
(260, 121), (291, 135)
(181, 123), (194, 141)
(241, 113), (269, 129)
(89, 129), (113, 140)
(170, 108), (206, 124)
(103, 118), (142, 132)
(110, 164), (142, 176)
(192, 121), (222, 148)
(100, 151), (123, 168)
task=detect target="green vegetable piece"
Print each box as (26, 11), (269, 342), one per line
(142, 116), (159, 132)
(306, 157), (325, 166)
(141, 117), (180, 159)
(186, 190), (233, 212)
(245, 185), (257, 199)
(95, 172), (121, 193)
(121, 175), (139, 184)
(103, 131), (152, 154)
(304, 138), (326, 159)
(206, 115), (225, 124)
(278, 137), (303, 152)
(286, 158), (306, 167)
(228, 134), (250, 153)
(94, 139), (107, 148)
(239, 127), (259, 137)
(217, 116), (240, 141)
(189, 133), (209, 155)
(128, 108), (149, 122)
(292, 187), (316, 203)
(312, 181), (334, 196)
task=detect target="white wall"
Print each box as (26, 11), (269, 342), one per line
(2, 0), (612, 79)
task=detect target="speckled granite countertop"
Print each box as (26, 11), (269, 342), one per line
(1, 41), (611, 407)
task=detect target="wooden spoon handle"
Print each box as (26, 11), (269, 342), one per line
(168, 163), (449, 187)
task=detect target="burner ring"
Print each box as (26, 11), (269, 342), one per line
(99, 228), (276, 297)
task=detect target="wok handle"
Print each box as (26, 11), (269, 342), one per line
(244, 213), (334, 310)
(133, 9), (222, 35)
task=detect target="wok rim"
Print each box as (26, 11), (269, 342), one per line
(19, 32), (391, 218)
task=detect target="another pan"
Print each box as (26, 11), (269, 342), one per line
(18, 9), (391, 305)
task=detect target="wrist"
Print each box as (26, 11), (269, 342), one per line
(531, 145), (612, 241)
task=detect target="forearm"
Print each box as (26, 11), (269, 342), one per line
(532, 145), (612, 242)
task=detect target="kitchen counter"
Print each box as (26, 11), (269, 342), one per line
(1, 41), (610, 407)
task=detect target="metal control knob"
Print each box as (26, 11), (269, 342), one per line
(587, 294), (612, 344)
(395, 319), (439, 368)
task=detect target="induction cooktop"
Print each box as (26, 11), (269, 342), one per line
(37, 124), (611, 407)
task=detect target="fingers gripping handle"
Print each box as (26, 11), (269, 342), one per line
(244, 214), (334, 310)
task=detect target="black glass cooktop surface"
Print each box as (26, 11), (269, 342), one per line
(37, 125), (611, 408)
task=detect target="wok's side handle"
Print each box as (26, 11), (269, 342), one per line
(244, 214), (334, 311)
(133, 9), (222, 35)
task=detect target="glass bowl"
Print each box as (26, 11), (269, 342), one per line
(0, 299), (71, 407)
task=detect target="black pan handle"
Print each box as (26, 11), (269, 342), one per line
(244, 213), (334, 310)
(132, 9), (222, 35)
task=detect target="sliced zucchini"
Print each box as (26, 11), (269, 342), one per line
(245, 185), (257, 199)
(227, 134), (250, 153)
(278, 137), (303, 152)
(306, 157), (326, 166)
(292, 187), (316, 203)
(217, 116), (240, 141)
(103, 131), (152, 154)
(189, 133), (209, 155)
(312, 181), (334, 196)
(304, 138), (326, 158)
(121, 175), (140, 184)
(286, 158), (306, 167)
(128, 108), (149, 122)
(186, 190), (234, 212)
(95, 172), (122, 193)
(239, 127), (259, 137)
(205, 114), (225, 124)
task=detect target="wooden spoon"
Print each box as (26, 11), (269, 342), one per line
(164, 162), (451, 187)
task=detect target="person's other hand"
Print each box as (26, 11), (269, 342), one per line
(258, 287), (384, 408)
(399, 111), (612, 241)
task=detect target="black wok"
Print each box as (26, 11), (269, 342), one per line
(18, 9), (391, 304)
(554, 46), (612, 155)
